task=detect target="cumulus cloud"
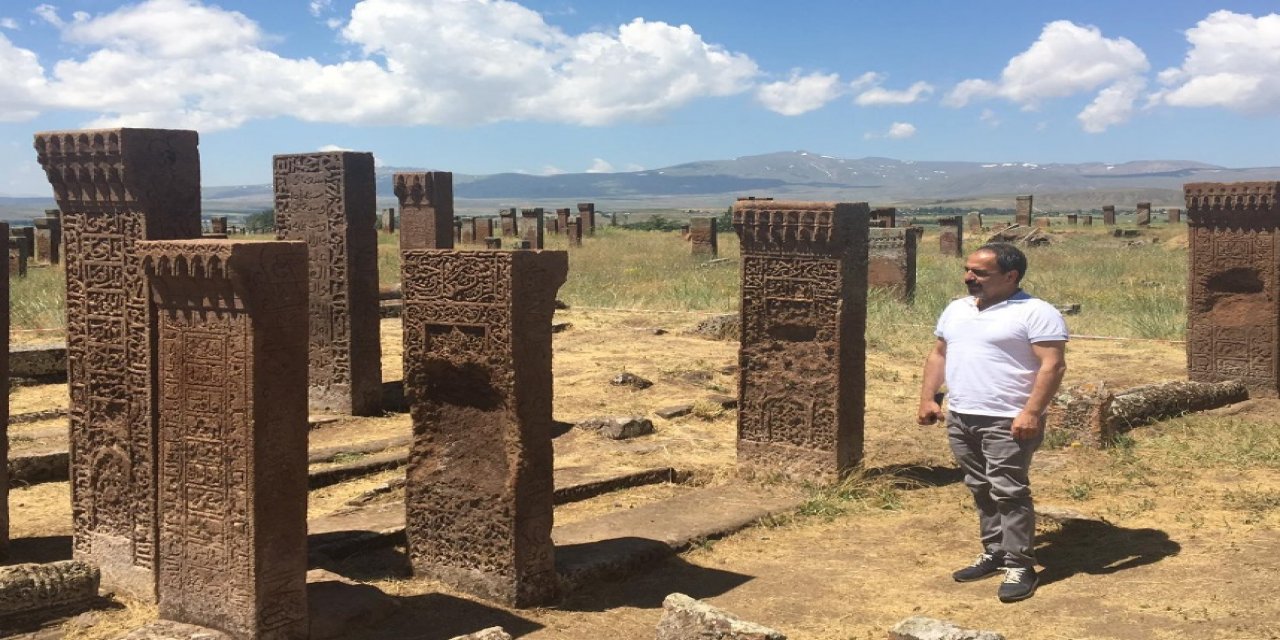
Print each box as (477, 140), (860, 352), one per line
(755, 71), (843, 115)
(980, 108), (1000, 127)
(854, 80), (933, 106)
(1, 17), (19, 30)
(309, 0), (333, 17)
(0, 33), (48, 121)
(318, 144), (352, 151)
(585, 158), (613, 173)
(1153, 11), (1280, 114)
(865, 122), (916, 140)
(2, 0), (762, 130)
(1079, 77), (1146, 133)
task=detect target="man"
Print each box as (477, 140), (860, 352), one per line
(918, 242), (1067, 603)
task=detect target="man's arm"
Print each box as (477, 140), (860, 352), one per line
(1011, 340), (1067, 440)
(918, 338), (947, 425)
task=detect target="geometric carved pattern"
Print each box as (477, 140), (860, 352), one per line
(690, 217), (718, 257)
(732, 200), (868, 482)
(34, 128), (203, 602)
(868, 227), (917, 303)
(401, 250), (567, 607)
(1016, 195), (1032, 227)
(274, 152), (382, 416)
(1185, 181), (1280, 397)
(143, 240), (309, 640)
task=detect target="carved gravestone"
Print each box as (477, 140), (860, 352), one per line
(1136, 202), (1152, 226)
(210, 216), (228, 234)
(1168, 208), (1182, 224)
(454, 219), (463, 245)
(462, 219), (476, 244)
(401, 250), (568, 607)
(1083, 215), (1093, 226)
(1066, 214), (1078, 225)
(274, 151), (382, 416)
(1035, 217), (1050, 228)
(142, 240), (309, 639)
(394, 172), (454, 251)
(868, 227), (916, 303)
(732, 200), (868, 482)
(871, 207), (897, 228)
(938, 216), (963, 257)
(7, 239), (26, 278)
(966, 212), (983, 232)
(11, 227), (34, 261)
(485, 237), (502, 249)
(548, 218), (560, 235)
(34, 216), (61, 264)
(1016, 195), (1033, 226)
(1103, 205), (1116, 225)
(382, 207), (397, 234)
(478, 218), (495, 240)
(0, 223), (7, 559)
(577, 203), (596, 236)
(567, 217), (582, 248)
(35, 127), (203, 601)
(521, 208), (545, 249)
(690, 217), (718, 257)
(499, 208), (518, 238)
(556, 209), (570, 235)
(1185, 182), (1280, 397)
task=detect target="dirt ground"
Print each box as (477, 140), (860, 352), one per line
(9, 310), (1280, 640)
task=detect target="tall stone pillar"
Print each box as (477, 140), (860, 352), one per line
(577, 202), (596, 236)
(1168, 208), (1182, 224)
(8, 238), (27, 277)
(499, 208), (518, 238)
(938, 216), (963, 257)
(556, 209), (571, 235)
(732, 200), (868, 482)
(1185, 182), (1280, 396)
(274, 151), (382, 416)
(1136, 202), (1152, 226)
(521, 208), (545, 249)
(1016, 195), (1033, 226)
(33, 216), (61, 264)
(394, 172), (454, 251)
(567, 217), (583, 247)
(210, 216), (228, 234)
(382, 207), (397, 233)
(142, 240), (309, 640)
(34, 128), (203, 601)
(402, 250), (568, 607)
(868, 227), (916, 303)
(690, 217), (718, 257)
(1103, 205), (1116, 225)
(871, 206), (897, 228)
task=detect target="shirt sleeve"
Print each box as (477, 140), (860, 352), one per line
(1025, 301), (1069, 343)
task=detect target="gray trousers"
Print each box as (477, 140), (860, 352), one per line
(946, 411), (1042, 568)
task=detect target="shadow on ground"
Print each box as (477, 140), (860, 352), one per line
(7, 535), (73, 564)
(866, 463), (964, 489)
(1036, 518), (1180, 586)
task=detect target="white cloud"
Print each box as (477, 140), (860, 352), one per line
(1153, 11), (1280, 114)
(623, 162), (644, 172)
(854, 80), (933, 106)
(755, 71), (843, 115)
(0, 33), (48, 121)
(866, 122), (917, 140)
(1, 17), (19, 30)
(318, 144), (352, 151)
(980, 108), (1000, 127)
(309, 0), (333, 17)
(1079, 77), (1146, 133)
(849, 71), (882, 91)
(585, 158), (613, 173)
(944, 20), (1148, 109)
(5, 0), (762, 130)
(539, 165), (565, 175)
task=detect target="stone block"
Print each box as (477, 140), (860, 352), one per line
(0, 561), (99, 625)
(1136, 201), (1152, 226)
(867, 227), (916, 303)
(690, 217), (718, 257)
(394, 172), (454, 250)
(575, 416), (654, 440)
(448, 628), (512, 640)
(656, 593), (785, 640)
(937, 216), (963, 257)
(889, 616), (1005, 640)
(577, 202), (596, 235)
(521, 208), (545, 249)
(1102, 205), (1116, 225)
(1015, 195), (1032, 227)
(33, 216), (61, 264)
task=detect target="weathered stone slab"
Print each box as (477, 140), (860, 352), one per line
(0, 561), (99, 625)
(1168, 207), (1182, 223)
(1136, 201), (1152, 226)
(690, 217), (718, 257)
(1102, 204), (1116, 225)
(9, 342), (66, 379)
(871, 206), (896, 228)
(656, 593), (785, 640)
(401, 250), (567, 607)
(448, 628), (512, 640)
(567, 217), (582, 248)
(275, 151), (382, 416)
(394, 172), (453, 251)
(209, 216), (227, 234)
(10, 227), (34, 262)
(868, 227), (916, 303)
(1185, 182), (1280, 396)
(732, 200), (868, 482)
(33, 217), (60, 265)
(499, 208), (518, 238)
(141, 240), (309, 639)
(1083, 215), (1093, 226)
(9, 450), (68, 486)
(521, 208), (545, 249)
(305, 569), (398, 640)
(1049, 379), (1249, 446)
(966, 211), (982, 231)
(556, 208), (571, 235)
(1015, 195), (1033, 227)
(577, 202), (596, 235)
(575, 416), (654, 440)
(889, 616), (1005, 640)
(35, 127), (203, 602)
(381, 207), (396, 233)
(8, 237), (27, 278)
(937, 216), (963, 257)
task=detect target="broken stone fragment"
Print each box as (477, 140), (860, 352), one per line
(0, 560), (99, 626)
(610, 372), (653, 389)
(575, 416), (655, 440)
(116, 621), (233, 640)
(448, 627), (512, 640)
(888, 616), (1005, 640)
(655, 404), (694, 419)
(656, 593), (785, 640)
(690, 314), (740, 340)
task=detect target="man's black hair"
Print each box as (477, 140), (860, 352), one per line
(976, 242), (1027, 284)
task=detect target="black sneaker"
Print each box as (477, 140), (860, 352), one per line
(952, 551), (1005, 582)
(997, 566), (1039, 602)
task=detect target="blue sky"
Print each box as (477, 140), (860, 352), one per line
(1, 0), (1278, 195)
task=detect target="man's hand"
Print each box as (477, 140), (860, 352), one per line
(918, 399), (943, 426)
(1011, 411), (1044, 440)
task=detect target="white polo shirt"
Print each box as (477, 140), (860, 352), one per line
(934, 291), (1068, 418)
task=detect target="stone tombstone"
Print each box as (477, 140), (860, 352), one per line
(0, 223), (7, 559)
(547, 218), (559, 235)
(142, 240), (309, 640)
(1185, 182), (1280, 396)
(871, 206), (897, 228)
(485, 237), (502, 249)
(478, 218), (495, 240)
(1035, 217), (1050, 228)
(1083, 215), (1093, 226)
(1015, 195), (1033, 226)
(401, 249), (568, 607)
(462, 218), (477, 244)
(8, 238), (26, 278)
(1136, 202), (1152, 226)
(521, 208), (545, 249)
(382, 207), (397, 234)
(937, 216), (963, 257)
(499, 208), (518, 237)
(394, 172), (454, 251)
(1103, 205), (1116, 225)
(690, 217), (718, 257)
(556, 208), (571, 235)
(273, 151), (382, 416)
(11, 226), (34, 260)
(33, 216), (62, 264)
(453, 219), (463, 245)
(1067, 214), (1078, 225)
(732, 200), (869, 482)
(35, 128), (203, 602)
(1168, 208), (1183, 224)
(209, 216), (228, 235)
(867, 227), (916, 303)
(577, 202), (596, 235)
(966, 212), (983, 232)
(567, 217), (583, 248)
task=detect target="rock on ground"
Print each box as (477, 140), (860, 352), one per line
(888, 616), (1005, 640)
(689, 314), (740, 341)
(306, 569), (400, 640)
(114, 621), (232, 640)
(0, 560), (99, 625)
(655, 593), (785, 640)
(575, 416), (655, 440)
(448, 627), (512, 640)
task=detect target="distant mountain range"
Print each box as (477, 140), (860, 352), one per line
(5, 151), (1279, 219)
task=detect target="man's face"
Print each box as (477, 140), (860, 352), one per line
(964, 250), (1019, 302)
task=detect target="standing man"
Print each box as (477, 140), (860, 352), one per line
(918, 242), (1067, 603)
